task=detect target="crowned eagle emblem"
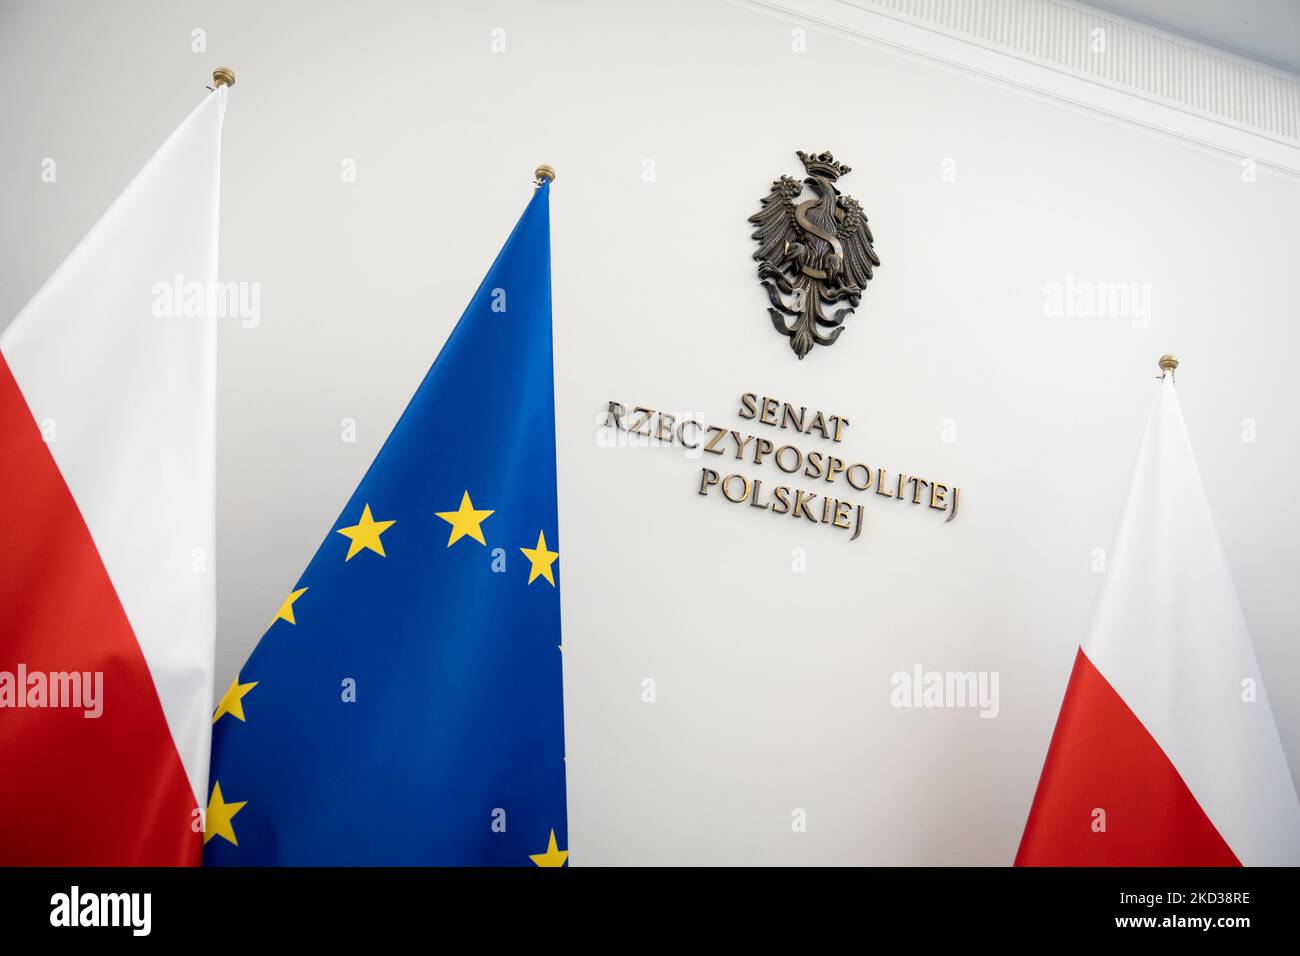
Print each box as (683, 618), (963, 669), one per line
(749, 151), (880, 359)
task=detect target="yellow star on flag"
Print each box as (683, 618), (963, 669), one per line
(336, 504), (396, 560)
(212, 678), (258, 724)
(204, 782), (246, 847)
(273, 587), (308, 625)
(520, 530), (559, 586)
(528, 828), (568, 867)
(436, 491), (493, 546)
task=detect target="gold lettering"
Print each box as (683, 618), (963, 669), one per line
(876, 468), (894, 498)
(722, 473), (751, 503)
(703, 426), (728, 455)
(656, 413), (676, 443)
(774, 445), (802, 473)
(929, 483), (949, 511)
(628, 407), (654, 436)
(730, 430), (754, 459)
(804, 451), (825, 480)
(806, 411), (830, 439)
(846, 463), (872, 491)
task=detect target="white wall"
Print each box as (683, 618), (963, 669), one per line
(2, 0), (1297, 865)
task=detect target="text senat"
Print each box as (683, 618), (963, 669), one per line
(737, 392), (849, 443)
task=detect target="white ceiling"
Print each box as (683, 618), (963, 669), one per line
(1086, 0), (1300, 73)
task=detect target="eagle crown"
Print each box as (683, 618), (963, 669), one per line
(797, 150), (851, 182)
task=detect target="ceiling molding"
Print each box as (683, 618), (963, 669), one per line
(739, 0), (1300, 176)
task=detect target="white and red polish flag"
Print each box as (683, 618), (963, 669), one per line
(1017, 372), (1300, 866)
(0, 86), (226, 864)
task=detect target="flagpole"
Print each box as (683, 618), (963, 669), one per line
(211, 67), (235, 90)
(534, 164), (555, 187)
(1159, 353), (1179, 381)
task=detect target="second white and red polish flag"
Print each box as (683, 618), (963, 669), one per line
(1017, 371), (1300, 865)
(0, 85), (227, 863)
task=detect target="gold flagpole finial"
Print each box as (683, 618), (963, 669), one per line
(534, 164), (556, 187)
(211, 67), (236, 89)
(1158, 353), (1179, 378)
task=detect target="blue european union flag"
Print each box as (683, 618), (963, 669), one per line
(204, 183), (567, 865)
